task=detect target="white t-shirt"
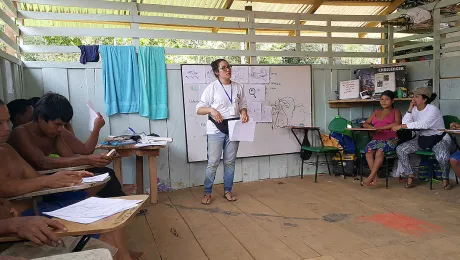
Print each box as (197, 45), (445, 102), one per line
(196, 80), (248, 134)
(402, 104), (444, 136)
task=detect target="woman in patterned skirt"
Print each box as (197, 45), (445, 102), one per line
(362, 90), (402, 186)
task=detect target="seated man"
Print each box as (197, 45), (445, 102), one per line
(8, 93), (135, 196)
(0, 100), (143, 260)
(6, 100), (33, 129)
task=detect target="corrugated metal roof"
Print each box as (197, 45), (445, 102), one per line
(17, 0), (394, 37)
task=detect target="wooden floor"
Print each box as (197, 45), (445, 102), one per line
(125, 175), (460, 260)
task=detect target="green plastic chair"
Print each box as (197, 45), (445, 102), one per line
(301, 117), (346, 183)
(414, 115), (459, 190)
(354, 129), (397, 189)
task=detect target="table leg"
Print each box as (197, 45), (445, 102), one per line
(136, 156), (144, 195)
(33, 198), (39, 216)
(148, 156), (158, 204)
(113, 157), (123, 185)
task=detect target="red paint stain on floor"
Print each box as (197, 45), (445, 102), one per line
(357, 213), (443, 236)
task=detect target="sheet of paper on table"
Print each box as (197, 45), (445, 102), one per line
(43, 197), (143, 224)
(228, 119), (256, 142)
(82, 173), (109, 183)
(135, 141), (167, 147)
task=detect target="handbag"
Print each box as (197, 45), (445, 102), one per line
(208, 116), (240, 135)
(418, 133), (446, 150)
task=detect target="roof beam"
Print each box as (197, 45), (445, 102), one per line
(248, 0), (391, 6)
(212, 0), (234, 33)
(288, 1), (323, 36)
(358, 0), (404, 38)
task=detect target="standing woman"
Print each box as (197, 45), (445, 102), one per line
(391, 87), (454, 189)
(196, 59), (248, 205)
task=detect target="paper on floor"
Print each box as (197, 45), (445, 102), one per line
(82, 173), (109, 183)
(228, 119), (256, 142)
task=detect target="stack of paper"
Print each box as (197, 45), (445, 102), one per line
(82, 173), (109, 183)
(135, 141), (168, 148)
(43, 197), (143, 224)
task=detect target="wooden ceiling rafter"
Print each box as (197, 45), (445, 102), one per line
(212, 0), (234, 33)
(358, 0), (405, 38)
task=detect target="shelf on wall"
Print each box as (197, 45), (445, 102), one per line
(328, 98), (412, 108)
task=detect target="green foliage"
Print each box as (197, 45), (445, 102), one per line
(21, 35), (382, 65)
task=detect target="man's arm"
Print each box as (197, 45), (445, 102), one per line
(0, 217), (66, 246)
(61, 114), (105, 155)
(8, 128), (91, 170)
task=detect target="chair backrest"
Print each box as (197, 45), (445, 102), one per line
(328, 116), (352, 138)
(443, 115), (460, 129)
(354, 131), (372, 152)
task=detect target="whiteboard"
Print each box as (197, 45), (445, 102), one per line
(181, 65), (312, 162)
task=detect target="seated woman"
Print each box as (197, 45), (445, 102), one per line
(391, 87), (455, 189)
(361, 90), (401, 186)
(449, 122), (460, 182)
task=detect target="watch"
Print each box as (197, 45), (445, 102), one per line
(407, 111), (412, 113)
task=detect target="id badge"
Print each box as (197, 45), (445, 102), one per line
(229, 104), (236, 116)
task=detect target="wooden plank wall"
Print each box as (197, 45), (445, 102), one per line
(21, 61), (438, 191)
(0, 57), (23, 103)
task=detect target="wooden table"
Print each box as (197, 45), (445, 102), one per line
(347, 128), (377, 131)
(284, 126), (321, 146)
(97, 144), (165, 204)
(34, 249), (112, 260)
(38, 165), (92, 175)
(8, 178), (110, 201)
(0, 195), (148, 243)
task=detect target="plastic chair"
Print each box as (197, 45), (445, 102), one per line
(414, 115), (459, 190)
(354, 130), (397, 189)
(300, 117), (346, 183)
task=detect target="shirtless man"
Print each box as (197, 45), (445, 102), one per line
(8, 93), (134, 197)
(0, 99), (143, 260)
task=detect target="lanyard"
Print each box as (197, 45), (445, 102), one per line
(218, 80), (232, 103)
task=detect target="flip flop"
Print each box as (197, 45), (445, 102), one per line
(223, 192), (237, 201)
(201, 195), (211, 205)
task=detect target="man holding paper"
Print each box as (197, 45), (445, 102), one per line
(196, 59), (248, 205)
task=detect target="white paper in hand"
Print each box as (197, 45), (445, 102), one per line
(82, 173), (109, 183)
(87, 100), (98, 132)
(228, 119), (256, 142)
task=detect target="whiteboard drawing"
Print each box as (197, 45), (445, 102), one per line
(205, 66), (216, 83)
(182, 65), (206, 84)
(231, 66), (249, 83)
(260, 106), (273, 123)
(271, 97), (308, 129)
(247, 102), (262, 122)
(244, 85), (265, 103)
(249, 66), (270, 84)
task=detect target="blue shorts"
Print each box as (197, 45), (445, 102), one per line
(21, 190), (88, 217)
(451, 151), (460, 161)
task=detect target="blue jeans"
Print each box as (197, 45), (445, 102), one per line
(204, 132), (239, 194)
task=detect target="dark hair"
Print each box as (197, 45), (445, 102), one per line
(7, 99), (31, 123)
(422, 93), (437, 104)
(210, 59), (227, 78)
(380, 90), (396, 108)
(0, 99), (4, 105)
(28, 97), (41, 108)
(33, 92), (73, 123)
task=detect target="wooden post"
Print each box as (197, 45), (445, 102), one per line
(245, 5), (257, 64)
(136, 155), (144, 195)
(113, 157), (123, 185)
(327, 19), (333, 64)
(433, 8), (441, 107)
(387, 25), (394, 64)
(149, 156), (158, 203)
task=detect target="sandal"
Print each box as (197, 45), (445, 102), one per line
(443, 180), (452, 190)
(405, 174), (417, 188)
(201, 194), (211, 205)
(223, 192), (237, 202)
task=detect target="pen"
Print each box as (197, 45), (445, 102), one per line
(128, 127), (136, 134)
